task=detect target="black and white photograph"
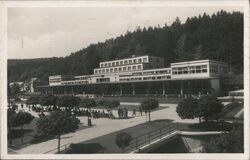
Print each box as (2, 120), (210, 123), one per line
(0, 0), (249, 159)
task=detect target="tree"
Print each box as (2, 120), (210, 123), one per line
(105, 100), (120, 109)
(141, 99), (159, 122)
(10, 83), (21, 97)
(36, 111), (80, 153)
(14, 111), (34, 144)
(40, 95), (57, 110)
(115, 132), (132, 153)
(198, 95), (223, 122)
(176, 97), (200, 123)
(202, 125), (243, 153)
(26, 96), (40, 106)
(57, 96), (81, 112)
(7, 108), (17, 146)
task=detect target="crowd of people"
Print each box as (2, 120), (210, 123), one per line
(9, 103), (145, 120)
(73, 109), (115, 119)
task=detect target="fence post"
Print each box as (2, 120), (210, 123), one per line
(148, 133), (151, 144)
(160, 128), (162, 139)
(136, 137), (138, 149)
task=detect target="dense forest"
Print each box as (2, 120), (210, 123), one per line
(8, 10), (243, 84)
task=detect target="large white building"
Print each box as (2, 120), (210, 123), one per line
(46, 55), (229, 95)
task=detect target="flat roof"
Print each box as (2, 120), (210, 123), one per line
(99, 55), (163, 64)
(171, 59), (227, 66)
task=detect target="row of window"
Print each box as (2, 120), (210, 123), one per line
(95, 64), (143, 74)
(96, 78), (110, 83)
(75, 77), (88, 80)
(100, 57), (148, 68)
(172, 65), (208, 75)
(49, 79), (61, 83)
(61, 81), (88, 85)
(210, 65), (228, 74)
(119, 75), (171, 82)
(132, 69), (171, 76)
(210, 65), (219, 73)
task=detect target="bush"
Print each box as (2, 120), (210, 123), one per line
(202, 125), (243, 153)
(115, 132), (132, 152)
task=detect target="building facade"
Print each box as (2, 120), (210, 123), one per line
(44, 55), (229, 96)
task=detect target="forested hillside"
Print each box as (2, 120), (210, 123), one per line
(8, 10), (243, 84)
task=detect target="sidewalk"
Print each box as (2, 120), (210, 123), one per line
(14, 103), (198, 154)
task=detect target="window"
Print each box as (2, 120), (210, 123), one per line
(120, 61), (124, 65)
(102, 69), (105, 73)
(95, 70), (97, 74)
(124, 60), (128, 64)
(98, 70), (101, 74)
(105, 63), (107, 67)
(183, 67), (188, 74)
(196, 66), (201, 73)
(114, 68), (118, 72)
(190, 66), (196, 74)
(108, 63), (111, 67)
(101, 64), (104, 67)
(172, 68), (178, 75)
(128, 66), (131, 71)
(119, 67), (122, 71)
(106, 69), (109, 73)
(112, 62), (115, 66)
(178, 67), (182, 74)
(129, 60), (132, 64)
(138, 59), (142, 63)
(202, 65), (207, 73)
(137, 65), (142, 70)
(210, 65), (218, 73)
(133, 59), (137, 63)
(143, 58), (147, 62)
(110, 68), (113, 72)
(116, 62), (119, 66)
(123, 67), (127, 71)
(132, 66), (137, 70)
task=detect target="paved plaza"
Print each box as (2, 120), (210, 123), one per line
(14, 103), (198, 154)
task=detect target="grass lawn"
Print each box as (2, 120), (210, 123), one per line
(64, 119), (174, 153)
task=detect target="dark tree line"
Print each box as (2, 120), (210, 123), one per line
(8, 10), (243, 84)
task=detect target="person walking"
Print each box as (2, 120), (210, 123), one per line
(125, 107), (128, 118)
(118, 108), (121, 119)
(139, 106), (143, 116)
(132, 109), (136, 117)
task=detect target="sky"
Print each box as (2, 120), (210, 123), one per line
(8, 7), (243, 59)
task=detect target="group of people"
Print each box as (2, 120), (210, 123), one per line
(9, 102), (145, 120)
(73, 109), (115, 119)
(117, 107), (128, 119)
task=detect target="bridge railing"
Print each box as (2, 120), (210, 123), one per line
(124, 123), (178, 153)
